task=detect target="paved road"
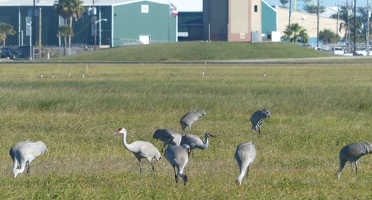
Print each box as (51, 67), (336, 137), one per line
(1, 56), (371, 65)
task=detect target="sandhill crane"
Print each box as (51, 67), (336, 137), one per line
(250, 109), (271, 133)
(164, 144), (191, 185)
(336, 142), (372, 179)
(152, 128), (182, 152)
(180, 109), (206, 134)
(115, 127), (162, 179)
(12, 141), (48, 177)
(9, 140), (31, 170)
(180, 132), (215, 154)
(235, 141), (256, 185)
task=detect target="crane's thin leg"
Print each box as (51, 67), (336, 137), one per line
(246, 166), (250, 178)
(173, 167), (178, 185)
(355, 162), (358, 174)
(138, 161), (143, 179)
(26, 162), (31, 175)
(150, 162), (156, 180)
(189, 126), (192, 134)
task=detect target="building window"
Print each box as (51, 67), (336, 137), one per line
(254, 5), (258, 12)
(141, 4), (149, 13)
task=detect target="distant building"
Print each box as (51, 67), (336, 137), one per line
(0, 0), (177, 47)
(275, 6), (345, 45)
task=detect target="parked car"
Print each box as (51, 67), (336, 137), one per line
(1, 47), (15, 59)
(13, 46), (31, 59)
(331, 47), (344, 55)
(354, 48), (372, 56)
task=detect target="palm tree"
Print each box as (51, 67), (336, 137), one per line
(54, 0), (85, 48)
(57, 25), (74, 56)
(282, 23), (308, 43)
(303, 5), (326, 14)
(319, 29), (338, 44)
(0, 23), (16, 47)
(279, 0), (289, 8)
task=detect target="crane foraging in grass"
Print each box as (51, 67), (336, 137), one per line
(11, 141), (48, 177)
(152, 128), (182, 152)
(115, 127), (162, 179)
(180, 132), (215, 154)
(180, 109), (206, 134)
(164, 144), (191, 185)
(235, 141), (256, 185)
(336, 142), (372, 179)
(250, 109), (271, 133)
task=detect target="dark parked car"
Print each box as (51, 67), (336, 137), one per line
(1, 47), (15, 59)
(13, 46), (31, 59)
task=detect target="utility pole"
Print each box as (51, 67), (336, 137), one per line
(289, 0), (292, 27)
(335, 3), (342, 41)
(316, 0), (320, 48)
(93, 0), (97, 50)
(368, 0), (370, 56)
(353, 0), (357, 52)
(39, 7), (42, 59)
(32, 0), (36, 60)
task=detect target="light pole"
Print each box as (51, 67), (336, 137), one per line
(335, 3), (343, 41)
(95, 19), (107, 48)
(93, 0), (96, 50)
(353, 0), (356, 52)
(367, 0), (370, 56)
(316, 0), (319, 48)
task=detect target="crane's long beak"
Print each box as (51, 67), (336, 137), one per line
(209, 134), (216, 138)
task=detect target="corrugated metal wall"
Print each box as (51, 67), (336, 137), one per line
(112, 2), (176, 47)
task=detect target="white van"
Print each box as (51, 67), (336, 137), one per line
(332, 47), (344, 55)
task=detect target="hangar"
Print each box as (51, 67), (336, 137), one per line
(0, 0), (177, 47)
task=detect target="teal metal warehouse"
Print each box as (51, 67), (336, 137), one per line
(0, 0), (177, 47)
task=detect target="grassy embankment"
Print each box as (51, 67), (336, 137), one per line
(55, 41), (337, 62)
(1, 63), (372, 199)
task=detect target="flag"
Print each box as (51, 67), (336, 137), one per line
(170, 3), (178, 16)
(170, 3), (177, 10)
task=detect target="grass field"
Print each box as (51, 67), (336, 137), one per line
(1, 63), (372, 199)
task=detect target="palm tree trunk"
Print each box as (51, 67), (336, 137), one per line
(64, 36), (67, 56)
(68, 17), (73, 56)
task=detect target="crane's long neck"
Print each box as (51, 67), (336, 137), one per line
(12, 160), (26, 177)
(201, 134), (209, 149)
(236, 165), (248, 184)
(121, 132), (134, 152)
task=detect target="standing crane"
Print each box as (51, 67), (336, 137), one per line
(152, 128), (182, 152)
(164, 144), (191, 185)
(9, 140), (31, 170)
(11, 141), (48, 177)
(250, 109), (271, 133)
(336, 142), (372, 179)
(180, 109), (206, 134)
(180, 132), (215, 154)
(115, 127), (162, 179)
(234, 141), (256, 185)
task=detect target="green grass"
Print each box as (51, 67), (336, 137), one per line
(54, 42), (337, 62)
(1, 63), (372, 199)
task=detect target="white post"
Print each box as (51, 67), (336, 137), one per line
(27, 21), (32, 60)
